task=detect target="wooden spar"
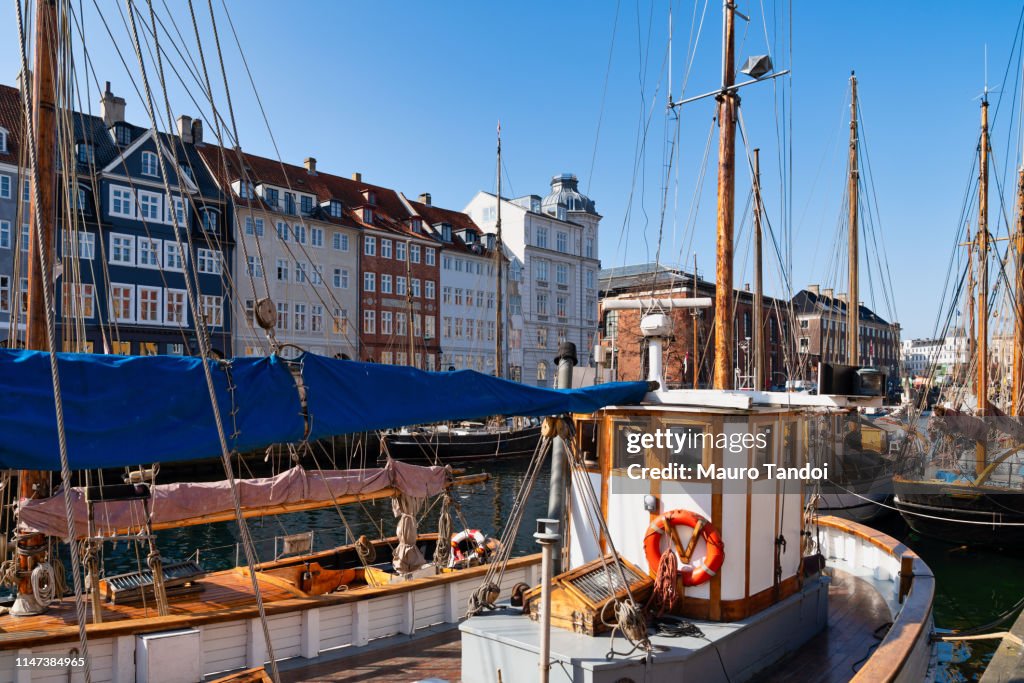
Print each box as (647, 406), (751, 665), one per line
(693, 252), (700, 389)
(846, 72), (860, 366)
(17, 0), (58, 611)
(967, 222), (975, 391)
(752, 148), (764, 390)
(405, 239), (415, 366)
(977, 99), (990, 472)
(495, 124), (504, 378)
(713, 0), (737, 390)
(1014, 168), (1024, 415)
(83, 473), (490, 538)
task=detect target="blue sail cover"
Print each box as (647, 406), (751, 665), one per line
(0, 349), (648, 471)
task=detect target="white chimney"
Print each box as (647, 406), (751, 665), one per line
(305, 157), (317, 175)
(177, 115), (193, 143)
(807, 284), (820, 296)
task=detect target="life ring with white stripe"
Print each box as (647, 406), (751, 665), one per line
(643, 509), (725, 587)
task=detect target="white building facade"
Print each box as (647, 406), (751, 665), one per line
(465, 173), (600, 387)
(900, 334), (968, 377)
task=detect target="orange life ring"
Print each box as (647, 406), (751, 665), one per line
(450, 529), (488, 567)
(643, 509), (725, 587)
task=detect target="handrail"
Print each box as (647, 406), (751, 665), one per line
(816, 515), (935, 683)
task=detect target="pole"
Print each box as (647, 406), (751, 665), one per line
(753, 148), (765, 390)
(547, 342), (576, 575)
(693, 253), (700, 389)
(13, 0), (58, 618)
(713, 0), (737, 389)
(405, 240), (414, 367)
(847, 72), (860, 366)
(967, 223), (975, 390)
(1013, 169), (1024, 415)
(535, 518), (560, 683)
(977, 99), (990, 474)
(495, 123), (504, 378)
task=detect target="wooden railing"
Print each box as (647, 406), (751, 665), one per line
(816, 515), (936, 683)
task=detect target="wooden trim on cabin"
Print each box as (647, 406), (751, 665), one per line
(817, 515), (936, 683)
(673, 574), (801, 622)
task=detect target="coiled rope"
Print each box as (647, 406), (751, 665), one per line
(30, 562), (55, 607)
(647, 548), (680, 617)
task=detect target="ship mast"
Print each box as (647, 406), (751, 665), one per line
(713, 0), (738, 389)
(967, 222), (975, 391)
(846, 72), (860, 366)
(1013, 170), (1024, 415)
(494, 123), (504, 378)
(977, 98), (990, 471)
(15, 0), (58, 616)
(752, 148), (764, 390)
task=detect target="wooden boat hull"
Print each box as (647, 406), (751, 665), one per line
(894, 476), (1024, 546)
(383, 424), (542, 462)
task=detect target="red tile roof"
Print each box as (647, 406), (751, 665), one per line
(0, 84), (25, 163)
(407, 198), (501, 259)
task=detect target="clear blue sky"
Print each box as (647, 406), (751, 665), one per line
(3, 1), (1023, 339)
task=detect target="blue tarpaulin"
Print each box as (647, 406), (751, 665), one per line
(0, 349), (649, 471)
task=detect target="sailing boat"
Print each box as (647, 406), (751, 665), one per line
(0, 1), (649, 680)
(893, 90), (1024, 545)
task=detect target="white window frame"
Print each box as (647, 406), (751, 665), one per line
(165, 288), (188, 326)
(163, 242), (185, 272)
(137, 285), (163, 325)
(141, 151), (160, 177)
(109, 186), (135, 218)
(109, 283), (135, 322)
(137, 190), (162, 222)
(137, 236), (162, 269)
(109, 233), (136, 265)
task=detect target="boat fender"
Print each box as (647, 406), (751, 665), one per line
(643, 509), (725, 587)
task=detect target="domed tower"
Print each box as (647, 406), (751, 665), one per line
(541, 173), (597, 217)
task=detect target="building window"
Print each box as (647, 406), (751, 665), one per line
(410, 244), (421, 263)
(137, 237), (161, 268)
(196, 248), (222, 274)
(168, 343), (185, 355)
(293, 302), (307, 332)
(293, 224), (307, 244)
(556, 231), (568, 253)
(311, 265), (324, 285)
(275, 301), (289, 331)
(301, 195), (313, 214)
(110, 233), (135, 265)
(536, 292), (548, 316)
(412, 279), (421, 297)
(537, 361), (548, 386)
(556, 295), (567, 318)
(165, 289), (187, 324)
(295, 262), (308, 284)
(381, 274), (393, 294)
(276, 259), (290, 281)
(244, 216), (263, 236)
(137, 286), (162, 324)
(454, 288), (463, 306)
(77, 187), (89, 213)
(0, 221), (9, 249)
(311, 227), (323, 247)
(164, 242), (184, 271)
(0, 128), (7, 153)
(364, 236), (376, 256)
(381, 310), (393, 335)
(141, 151), (159, 177)
(536, 227), (548, 249)
(363, 208), (373, 223)
(284, 193), (296, 215)
(264, 187), (279, 207)
(381, 239), (392, 259)
(110, 186), (134, 217)
(1, 275), (12, 312)
(311, 305), (323, 332)
(425, 281), (436, 300)
(333, 308), (348, 334)
(77, 143), (95, 165)
(396, 313), (407, 336)
(556, 263), (568, 285)
(333, 232), (349, 251)
(396, 276), (406, 296)
(442, 286), (451, 304)
(585, 237), (594, 259)
(202, 209), (219, 232)
(247, 256), (263, 278)
(425, 316), (435, 339)
(799, 337), (809, 352)
(537, 327), (548, 348)
(20, 223), (28, 253)
(395, 242), (406, 261)
(138, 191), (161, 221)
(364, 272), (376, 292)
(425, 248), (435, 266)
(329, 200), (342, 218)
(586, 269), (595, 289)
(535, 259), (549, 282)
(333, 267), (349, 289)
(364, 310), (375, 334)
(168, 196), (188, 226)
(62, 282), (95, 319)
(109, 284), (134, 322)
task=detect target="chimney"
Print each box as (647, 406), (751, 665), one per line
(100, 81), (126, 126)
(836, 292), (847, 303)
(744, 283), (751, 291)
(177, 115), (193, 144)
(304, 157), (317, 175)
(352, 172), (362, 182)
(822, 288), (834, 299)
(807, 284), (820, 296)
(191, 119), (204, 145)
(418, 192), (432, 206)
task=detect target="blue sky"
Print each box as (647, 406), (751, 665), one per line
(3, 1), (1024, 339)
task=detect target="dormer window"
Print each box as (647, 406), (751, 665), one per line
(179, 165), (194, 183)
(362, 207), (373, 224)
(264, 187), (279, 207)
(329, 200), (343, 218)
(201, 209), (219, 232)
(0, 128), (7, 153)
(440, 223), (452, 242)
(141, 151), (159, 177)
(113, 123), (132, 146)
(284, 192), (296, 215)
(301, 195), (313, 214)
(236, 180), (255, 199)
(76, 143), (95, 165)
(411, 218), (422, 233)
(362, 189), (376, 206)
(76, 185), (90, 214)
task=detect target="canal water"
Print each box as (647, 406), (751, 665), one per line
(95, 455), (1021, 680)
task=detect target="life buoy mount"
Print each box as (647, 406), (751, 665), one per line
(449, 529), (499, 568)
(643, 509), (725, 587)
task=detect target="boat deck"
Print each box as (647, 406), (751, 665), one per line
(279, 569), (891, 682)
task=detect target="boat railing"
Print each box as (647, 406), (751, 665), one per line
(816, 515), (936, 682)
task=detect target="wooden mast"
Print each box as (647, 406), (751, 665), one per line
(1013, 168), (1024, 415)
(752, 148), (764, 390)
(494, 123), (504, 378)
(846, 72), (860, 366)
(977, 98), (990, 472)
(693, 252), (700, 389)
(15, 0), (58, 615)
(713, 0), (738, 389)
(967, 222), (975, 391)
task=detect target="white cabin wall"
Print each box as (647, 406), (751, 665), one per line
(568, 471), (603, 568)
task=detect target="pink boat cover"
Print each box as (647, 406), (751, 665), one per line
(19, 459), (448, 539)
